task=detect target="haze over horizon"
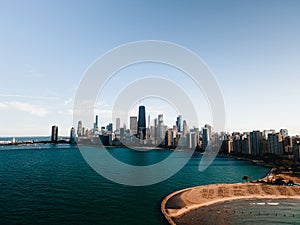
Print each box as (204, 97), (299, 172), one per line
(1, 0), (300, 136)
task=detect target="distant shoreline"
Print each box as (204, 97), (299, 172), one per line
(0, 142), (190, 151)
(218, 153), (274, 168)
(0, 140), (71, 146)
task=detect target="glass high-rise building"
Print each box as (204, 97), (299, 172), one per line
(93, 115), (99, 134)
(70, 127), (76, 144)
(202, 127), (208, 150)
(137, 105), (146, 139)
(176, 115), (182, 132)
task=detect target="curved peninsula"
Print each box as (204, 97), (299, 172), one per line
(161, 181), (300, 225)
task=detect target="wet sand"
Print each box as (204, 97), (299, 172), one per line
(165, 192), (187, 209)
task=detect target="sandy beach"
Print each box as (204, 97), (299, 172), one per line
(161, 182), (300, 225)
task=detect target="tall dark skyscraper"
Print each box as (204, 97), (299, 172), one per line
(137, 105), (146, 139)
(93, 115), (99, 133)
(202, 127), (208, 150)
(176, 115), (182, 132)
(70, 127), (76, 144)
(95, 115), (98, 126)
(51, 125), (58, 143)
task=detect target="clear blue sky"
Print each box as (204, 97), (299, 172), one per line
(1, 0), (300, 136)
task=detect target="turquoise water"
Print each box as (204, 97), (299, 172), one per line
(0, 144), (270, 225)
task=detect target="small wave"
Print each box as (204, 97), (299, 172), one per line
(250, 202), (266, 205)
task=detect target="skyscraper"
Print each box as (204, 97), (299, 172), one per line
(204, 124), (212, 140)
(182, 120), (188, 137)
(157, 114), (164, 142)
(51, 125), (58, 143)
(154, 118), (158, 143)
(93, 115), (99, 133)
(70, 127), (76, 144)
(116, 118), (120, 131)
(176, 115), (182, 132)
(165, 129), (173, 147)
(268, 133), (284, 155)
(250, 130), (262, 156)
(202, 127), (208, 150)
(263, 129), (275, 140)
(130, 116), (138, 135)
(77, 121), (83, 136)
(137, 105), (146, 139)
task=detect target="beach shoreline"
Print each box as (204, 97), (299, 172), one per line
(161, 153), (300, 225)
(161, 181), (300, 225)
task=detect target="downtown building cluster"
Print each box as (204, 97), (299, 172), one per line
(73, 105), (300, 161)
(75, 105), (213, 150)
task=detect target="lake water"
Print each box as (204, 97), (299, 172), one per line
(0, 144), (270, 225)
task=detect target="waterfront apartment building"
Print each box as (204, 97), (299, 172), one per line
(250, 131), (263, 156)
(241, 133), (251, 155)
(268, 133), (284, 155)
(232, 134), (241, 154)
(293, 138), (300, 160)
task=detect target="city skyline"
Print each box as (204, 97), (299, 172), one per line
(44, 103), (300, 161)
(2, 104), (299, 161)
(1, 1), (300, 136)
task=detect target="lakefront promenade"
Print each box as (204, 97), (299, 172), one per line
(161, 178), (300, 225)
